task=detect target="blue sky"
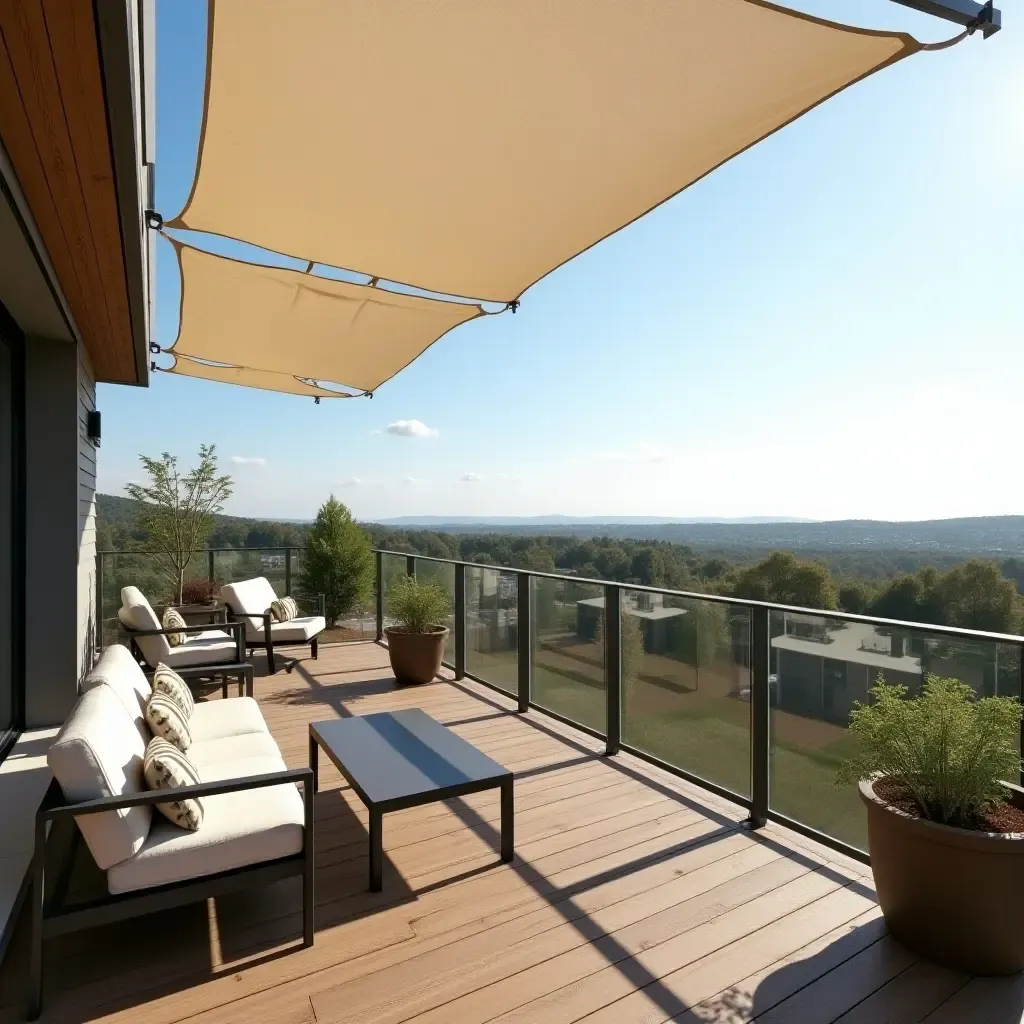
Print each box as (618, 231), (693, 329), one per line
(97, 0), (1024, 523)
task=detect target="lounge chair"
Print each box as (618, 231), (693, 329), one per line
(219, 577), (325, 674)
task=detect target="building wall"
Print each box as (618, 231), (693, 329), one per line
(77, 345), (97, 684)
(23, 336), (92, 727)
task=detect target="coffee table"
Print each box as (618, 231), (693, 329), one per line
(309, 709), (514, 891)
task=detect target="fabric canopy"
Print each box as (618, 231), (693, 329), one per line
(163, 353), (356, 398)
(169, 0), (920, 303)
(165, 240), (486, 393)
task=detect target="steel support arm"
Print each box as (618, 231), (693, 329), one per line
(890, 0), (1000, 37)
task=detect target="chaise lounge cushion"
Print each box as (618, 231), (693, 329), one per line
(107, 749), (304, 894)
(48, 685), (153, 870)
(268, 616), (326, 643)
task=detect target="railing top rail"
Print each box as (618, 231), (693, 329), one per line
(99, 547), (300, 555)
(374, 548), (1024, 647)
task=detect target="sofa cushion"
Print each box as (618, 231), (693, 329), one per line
(189, 697), (270, 743)
(269, 616), (326, 643)
(106, 750), (304, 894)
(121, 586), (171, 667)
(143, 737), (203, 830)
(145, 693), (192, 751)
(81, 643), (152, 744)
(158, 631), (239, 669)
(220, 578), (279, 637)
(188, 731), (283, 770)
(162, 607), (187, 646)
(48, 685), (152, 870)
(152, 663), (195, 717)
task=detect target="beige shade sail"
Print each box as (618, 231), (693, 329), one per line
(166, 240), (486, 393)
(161, 353), (356, 398)
(169, 0), (921, 303)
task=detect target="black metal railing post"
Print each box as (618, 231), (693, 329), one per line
(517, 572), (532, 713)
(454, 563), (466, 680)
(406, 555), (416, 578)
(95, 552), (104, 652)
(285, 547), (292, 595)
(375, 551), (383, 641)
(207, 549), (215, 585)
(750, 605), (770, 829)
(604, 584), (622, 755)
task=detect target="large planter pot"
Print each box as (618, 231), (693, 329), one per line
(860, 778), (1024, 975)
(385, 626), (449, 685)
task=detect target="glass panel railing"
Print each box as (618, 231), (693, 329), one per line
(769, 612), (1023, 852)
(532, 577), (605, 733)
(413, 558), (456, 663)
(621, 592), (751, 798)
(466, 566), (518, 695)
(380, 552), (410, 638)
(212, 548), (287, 596)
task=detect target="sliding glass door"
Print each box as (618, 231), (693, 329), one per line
(0, 311), (24, 758)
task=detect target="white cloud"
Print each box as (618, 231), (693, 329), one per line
(230, 455), (267, 466)
(339, 477), (363, 487)
(386, 419), (439, 438)
(401, 476), (421, 486)
(461, 472), (482, 482)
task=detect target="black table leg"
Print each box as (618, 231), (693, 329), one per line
(369, 808), (383, 892)
(309, 734), (319, 795)
(500, 779), (514, 863)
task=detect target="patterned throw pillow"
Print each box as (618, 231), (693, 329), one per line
(143, 737), (204, 830)
(162, 607), (187, 646)
(270, 596), (299, 622)
(145, 692), (192, 751)
(152, 663), (194, 718)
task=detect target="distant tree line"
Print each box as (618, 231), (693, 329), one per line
(96, 494), (1024, 633)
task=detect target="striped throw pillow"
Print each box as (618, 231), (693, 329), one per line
(145, 692), (192, 751)
(152, 663), (194, 718)
(162, 607), (187, 646)
(270, 596), (299, 622)
(144, 737), (203, 830)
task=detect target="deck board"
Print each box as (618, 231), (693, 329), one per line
(0, 641), (1020, 1023)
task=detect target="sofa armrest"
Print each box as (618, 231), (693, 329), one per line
(39, 767), (312, 823)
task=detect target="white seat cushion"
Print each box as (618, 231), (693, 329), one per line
(159, 630), (239, 668)
(120, 586), (171, 667)
(106, 751), (304, 894)
(220, 578), (279, 639)
(188, 731), (283, 770)
(48, 685), (152, 870)
(269, 616), (326, 643)
(81, 644), (153, 744)
(190, 697), (271, 742)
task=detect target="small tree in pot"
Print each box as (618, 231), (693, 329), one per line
(385, 576), (451, 685)
(838, 675), (1024, 974)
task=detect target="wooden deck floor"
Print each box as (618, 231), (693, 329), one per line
(2, 641), (1023, 1024)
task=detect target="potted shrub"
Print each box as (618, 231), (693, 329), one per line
(838, 675), (1024, 974)
(384, 575), (451, 685)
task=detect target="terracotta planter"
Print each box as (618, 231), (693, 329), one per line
(860, 778), (1024, 975)
(385, 626), (449, 685)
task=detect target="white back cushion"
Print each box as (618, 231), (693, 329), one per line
(81, 643), (153, 744)
(220, 577), (278, 635)
(48, 685), (152, 869)
(120, 586), (171, 666)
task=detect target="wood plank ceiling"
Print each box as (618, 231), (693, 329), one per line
(0, 0), (137, 383)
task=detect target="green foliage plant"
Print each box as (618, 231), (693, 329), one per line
(837, 674), (1023, 828)
(299, 496), (374, 624)
(387, 575), (451, 634)
(125, 444), (233, 604)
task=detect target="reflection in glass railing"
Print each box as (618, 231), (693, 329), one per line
(621, 592), (751, 798)
(412, 558), (456, 662)
(379, 553), (409, 638)
(532, 577), (605, 733)
(768, 610), (1022, 851)
(466, 566), (518, 695)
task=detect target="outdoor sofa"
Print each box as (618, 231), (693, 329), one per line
(29, 643), (313, 1019)
(219, 577), (326, 674)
